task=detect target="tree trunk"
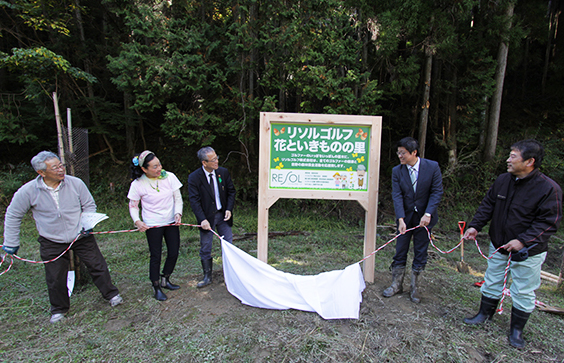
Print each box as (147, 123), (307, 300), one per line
(74, 0), (121, 162)
(418, 46), (433, 158)
(483, 1), (515, 162)
(124, 92), (135, 155)
(447, 68), (458, 169)
(542, 0), (558, 95)
(431, 58), (441, 130)
(521, 38), (529, 99)
(249, 2), (257, 100)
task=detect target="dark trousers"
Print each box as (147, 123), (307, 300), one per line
(199, 211), (233, 260)
(392, 212), (431, 270)
(146, 225), (180, 282)
(39, 235), (119, 314)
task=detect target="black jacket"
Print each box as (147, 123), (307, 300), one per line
(468, 168), (562, 256)
(187, 166), (236, 228)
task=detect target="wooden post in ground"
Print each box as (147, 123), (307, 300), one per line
(257, 112), (382, 282)
(53, 93), (78, 291)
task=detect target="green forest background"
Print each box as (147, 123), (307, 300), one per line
(2, 0), (564, 221)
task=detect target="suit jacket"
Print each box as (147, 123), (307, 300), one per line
(188, 166), (236, 228)
(391, 158), (443, 228)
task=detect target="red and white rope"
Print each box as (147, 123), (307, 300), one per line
(0, 222), (201, 275)
(0, 222), (541, 314)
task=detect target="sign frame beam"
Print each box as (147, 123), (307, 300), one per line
(257, 112), (382, 282)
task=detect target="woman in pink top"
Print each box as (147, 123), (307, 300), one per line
(128, 150), (183, 301)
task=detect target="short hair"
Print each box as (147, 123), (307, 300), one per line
(397, 137), (419, 155)
(31, 151), (60, 172)
(511, 139), (544, 168)
(197, 147), (215, 162)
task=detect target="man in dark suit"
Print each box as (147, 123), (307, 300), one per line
(384, 137), (443, 303)
(188, 147), (236, 288)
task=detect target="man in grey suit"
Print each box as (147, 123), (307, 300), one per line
(383, 137), (443, 303)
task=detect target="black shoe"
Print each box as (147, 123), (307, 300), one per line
(161, 275), (180, 290)
(463, 295), (499, 325)
(509, 307), (531, 349)
(197, 258), (213, 288)
(152, 283), (168, 301)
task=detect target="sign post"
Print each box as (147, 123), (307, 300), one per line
(258, 112), (382, 282)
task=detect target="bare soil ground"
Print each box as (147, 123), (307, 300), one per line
(101, 259), (564, 362)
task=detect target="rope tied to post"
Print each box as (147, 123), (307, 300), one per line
(0, 222), (526, 313)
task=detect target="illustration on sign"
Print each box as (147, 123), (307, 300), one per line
(269, 123), (370, 190)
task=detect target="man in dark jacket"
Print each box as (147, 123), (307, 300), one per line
(384, 137), (443, 303)
(188, 147), (236, 288)
(463, 139), (562, 349)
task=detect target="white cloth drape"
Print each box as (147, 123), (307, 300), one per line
(221, 239), (366, 319)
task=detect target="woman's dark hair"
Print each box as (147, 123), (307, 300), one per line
(130, 152), (156, 180)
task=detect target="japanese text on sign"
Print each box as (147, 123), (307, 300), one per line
(270, 123), (370, 190)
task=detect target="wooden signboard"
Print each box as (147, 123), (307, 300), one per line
(258, 112), (382, 282)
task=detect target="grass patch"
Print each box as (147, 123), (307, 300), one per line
(1, 202), (564, 362)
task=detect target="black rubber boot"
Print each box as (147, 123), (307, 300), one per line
(383, 266), (405, 297)
(152, 281), (168, 301)
(409, 268), (422, 303)
(161, 274), (180, 290)
(463, 295), (499, 325)
(197, 258), (213, 288)
(509, 306), (531, 349)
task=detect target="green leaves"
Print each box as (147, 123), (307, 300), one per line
(0, 108), (38, 144)
(2, 0), (73, 36)
(0, 47), (96, 97)
(1, 0), (562, 182)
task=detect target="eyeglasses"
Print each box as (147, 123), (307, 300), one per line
(49, 164), (66, 171)
(396, 151), (408, 156)
(206, 156), (219, 162)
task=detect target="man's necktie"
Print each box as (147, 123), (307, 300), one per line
(209, 173), (215, 196)
(409, 166), (418, 192)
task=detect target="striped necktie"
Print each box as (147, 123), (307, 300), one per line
(409, 166), (417, 192)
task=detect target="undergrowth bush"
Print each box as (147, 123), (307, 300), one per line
(439, 158), (505, 229)
(540, 138), (564, 187)
(0, 163), (35, 208)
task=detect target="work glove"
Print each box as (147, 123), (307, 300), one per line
(2, 245), (19, 255)
(511, 243), (538, 262)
